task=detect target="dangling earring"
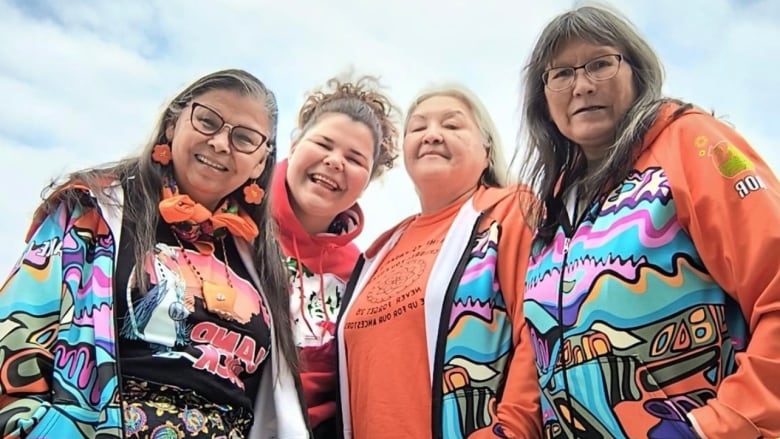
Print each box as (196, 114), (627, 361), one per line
(152, 143), (172, 165)
(243, 180), (265, 204)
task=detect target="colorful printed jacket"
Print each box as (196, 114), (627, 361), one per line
(0, 184), (310, 439)
(337, 186), (542, 439)
(270, 160), (363, 429)
(523, 103), (780, 438)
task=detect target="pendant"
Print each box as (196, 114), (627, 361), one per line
(202, 279), (239, 322)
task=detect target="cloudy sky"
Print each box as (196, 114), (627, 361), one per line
(1, 0), (778, 270)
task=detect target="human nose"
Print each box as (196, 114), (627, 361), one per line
(571, 68), (596, 96)
(422, 126), (444, 144)
(323, 150), (345, 171)
(207, 125), (232, 153)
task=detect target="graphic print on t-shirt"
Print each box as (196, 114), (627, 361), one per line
(346, 237), (442, 330)
(286, 256), (343, 347)
(121, 243), (270, 390)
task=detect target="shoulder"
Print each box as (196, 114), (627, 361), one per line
(474, 184), (536, 224)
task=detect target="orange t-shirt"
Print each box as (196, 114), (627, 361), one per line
(343, 199), (464, 438)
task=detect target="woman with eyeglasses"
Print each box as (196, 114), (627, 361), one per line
(518, 5), (780, 438)
(0, 69), (309, 438)
(269, 74), (399, 438)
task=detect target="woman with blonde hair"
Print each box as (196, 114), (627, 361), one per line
(337, 84), (541, 438)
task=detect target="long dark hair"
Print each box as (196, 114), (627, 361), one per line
(517, 5), (666, 245)
(41, 68), (298, 374)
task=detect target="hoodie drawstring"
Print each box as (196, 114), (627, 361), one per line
(292, 235), (331, 341)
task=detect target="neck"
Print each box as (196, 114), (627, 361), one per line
(291, 204), (333, 235)
(580, 147), (607, 177)
(418, 183), (478, 215)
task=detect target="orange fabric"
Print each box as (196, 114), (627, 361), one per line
(477, 186), (543, 438)
(343, 197), (464, 439)
(25, 179), (111, 242)
(158, 180), (259, 254)
(645, 103), (780, 438)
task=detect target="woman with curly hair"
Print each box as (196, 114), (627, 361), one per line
(269, 74), (400, 438)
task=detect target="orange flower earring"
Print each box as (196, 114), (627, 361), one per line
(152, 143), (172, 165)
(243, 180), (265, 204)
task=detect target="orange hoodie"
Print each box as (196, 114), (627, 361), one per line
(338, 185), (542, 438)
(270, 159), (363, 429)
(524, 102), (780, 438)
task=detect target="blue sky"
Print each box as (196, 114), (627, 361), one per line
(1, 0), (778, 269)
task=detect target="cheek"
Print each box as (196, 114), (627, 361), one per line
(402, 134), (419, 160)
(351, 169), (371, 192)
(545, 94), (567, 121)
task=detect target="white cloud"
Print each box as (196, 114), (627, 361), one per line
(1, 0), (778, 269)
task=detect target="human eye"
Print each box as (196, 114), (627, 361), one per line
(588, 57), (614, 71)
(195, 110), (221, 131)
(234, 133), (254, 147)
(233, 128), (263, 148)
(315, 140), (332, 150)
(347, 155), (365, 166)
(551, 68), (574, 79)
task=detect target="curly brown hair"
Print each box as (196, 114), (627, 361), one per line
(296, 75), (400, 180)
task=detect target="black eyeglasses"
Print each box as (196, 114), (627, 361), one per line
(190, 102), (271, 154)
(542, 54), (625, 92)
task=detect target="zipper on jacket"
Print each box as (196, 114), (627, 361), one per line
(555, 190), (605, 438)
(431, 213), (483, 439)
(113, 299), (128, 439)
(108, 208), (128, 439)
(556, 235), (574, 431)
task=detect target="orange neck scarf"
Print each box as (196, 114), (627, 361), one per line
(158, 176), (259, 254)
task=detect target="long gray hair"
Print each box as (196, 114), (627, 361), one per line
(41, 69), (298, 372)
(517, 4), (667, 242)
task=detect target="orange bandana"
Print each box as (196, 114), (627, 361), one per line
(158, 176), (259, 254)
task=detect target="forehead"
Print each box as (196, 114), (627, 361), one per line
(550, 39), (621, 66)
(410, 95), (473, 119)
(304, 112), (374, 147)
(191, 89), (269, 131)
(305, 112), (372, 136)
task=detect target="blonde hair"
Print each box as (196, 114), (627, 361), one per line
(405, 84), (509, 187)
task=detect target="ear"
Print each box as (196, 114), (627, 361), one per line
(288, 137), (300, 155)
(250, 155), (268, 180)
(165, 122), (175, 143)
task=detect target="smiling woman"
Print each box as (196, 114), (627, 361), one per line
(269, 74), (400, 438)
(0, 69), (308, 439)
(336, 84), (542, 438)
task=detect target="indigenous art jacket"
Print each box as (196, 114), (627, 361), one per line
(337, 186), (541, 438)
(523, 103), (780, 438)
(0, 184), (309, 438)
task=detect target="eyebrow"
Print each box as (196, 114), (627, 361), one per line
(195, 102), (264, 131)
(410, 110), (467, 121)
(549, 51), (617, 68)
